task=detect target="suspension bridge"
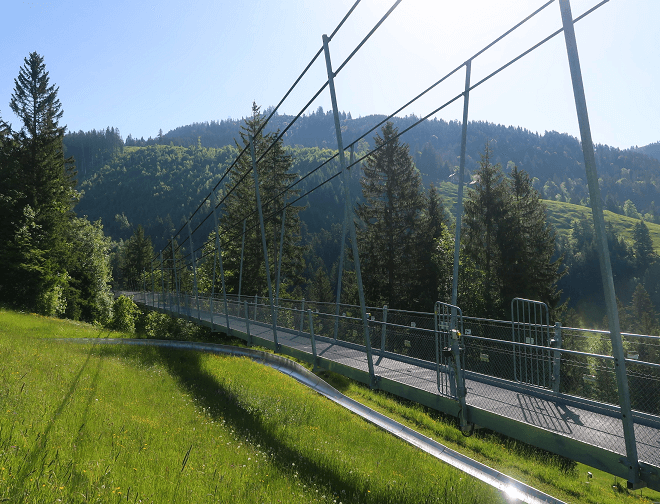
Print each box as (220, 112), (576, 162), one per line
(130, 0), (659, 492)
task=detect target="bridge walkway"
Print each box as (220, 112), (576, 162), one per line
(140, 295), (660, 490)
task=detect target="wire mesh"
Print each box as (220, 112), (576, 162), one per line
(511, 299), (552, 389)
(133, 289), (660, 467)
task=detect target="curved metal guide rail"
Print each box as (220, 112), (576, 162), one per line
(62, 337), (565, 504)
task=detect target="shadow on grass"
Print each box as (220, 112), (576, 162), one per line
(8, 330), (107, 501)
(141, 345), (387, 503)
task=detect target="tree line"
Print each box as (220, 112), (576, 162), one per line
(3, 53), (660, 340)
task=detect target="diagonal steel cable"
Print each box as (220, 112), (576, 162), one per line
(156, 1), (609, 275)
(159, 0), (365, 258)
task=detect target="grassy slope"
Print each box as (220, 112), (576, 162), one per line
(2, 310), (659, 503)
(436, 181), (660, 252)
(0, 310), (500, 504)
(544, 199), (660, 252)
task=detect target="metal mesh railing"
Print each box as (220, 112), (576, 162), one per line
(132, 290), (660, 468)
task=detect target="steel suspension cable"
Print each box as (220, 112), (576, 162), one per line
(227, 0), (609, 248)
(247, 0), (559, 219)
(333, 0), (404, 76)
(156, 0), (608, 275)
(156, 0), (365, 260)
(187, 0), (409, 242)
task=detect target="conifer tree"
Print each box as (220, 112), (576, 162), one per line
(499, 165), (564, 317)
(120, 225), (154, 290)
(413, 183), (450, 310)
(462, 144), (563, 319)
(633, 219), (655, 272)
(10, 52), (77, 218)
(0, 53), (77, 312)
(462, 143), (509, 318)
(219, 102), (303, 296)
(356, 122), (425, 308)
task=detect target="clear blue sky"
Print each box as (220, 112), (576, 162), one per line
(1, 0), (657, 149)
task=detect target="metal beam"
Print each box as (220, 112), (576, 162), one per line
(212, 187), (231, 333)
(276, 208), (286, 306)
(451, 60), (471, 307)
(238, 219), (246, 303)
(187, 222), (200, 321)
(334, 146), (354, 341)
(171, 237), (180, 315)
(322, 33), (376, 386)
(160, 251), (164, 310)
(249, 135), (279, 349)
(558, 0), (639, 487)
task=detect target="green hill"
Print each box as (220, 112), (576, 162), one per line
(436, 181), (660, 253)
(544, 199), (660, 253)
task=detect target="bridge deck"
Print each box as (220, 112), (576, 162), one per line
(146, 298), (660, 483)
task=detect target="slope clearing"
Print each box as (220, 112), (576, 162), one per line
(1, 310), (659, 503)
(437, 181), (660, 252)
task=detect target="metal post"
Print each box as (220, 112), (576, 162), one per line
(249, 135), (279, 349)
(188, 222), (200, 321)
(160, 251), (164, 311)
(323, 34), (376, 387)
(238, 219), (246, 303)
(244, 300), (252, 346)
(451, 60), (472, 307)
(552, 322), (562, 394)
(210, 235), (216, 327)
(558, 0), (639, 487)
(171, 238), (180, 315)
(298, 298), (305, 337)
(212, 188), (231, 335)
(276, 208), (286, 309)
(334, 146), (355, 341)
(308, 309), (318, 369)
(380, 305), (388, 352)
(151, 258), (155, 308)
(451, 328), (469, 430)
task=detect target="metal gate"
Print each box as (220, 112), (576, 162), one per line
(434, 302), (463, 398)
(512, 298), (553, 388)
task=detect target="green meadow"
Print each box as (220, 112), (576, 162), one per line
(0, 309), (501, 503)
(1, 309), (659, 503)
(437, 181), (660, 253)
(543, 199), (660, 252)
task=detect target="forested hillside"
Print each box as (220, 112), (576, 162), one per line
(637, 141), (660, 162)
(61, 109), (660, 326)
(75, 142), (362, 250)
(66, 111), (660, 225)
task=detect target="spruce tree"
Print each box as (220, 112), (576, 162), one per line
(219, 102), (303, 296)
(413, 183), (450, 310)
(499, 165), (564, 317)
(633, 219), (655, 272)
(121, 225), (154, 290)
(356, 122), (425, 308)
(462, 145), (563, 319)
(462, 143), (509, 318)
(0, 53), (77, 312)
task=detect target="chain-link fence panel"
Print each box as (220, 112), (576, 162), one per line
(463, 334), (516, 382)
(626, 360), (660, 416)
(462, 317), (514, 382)
(622, 333), (660, 364)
